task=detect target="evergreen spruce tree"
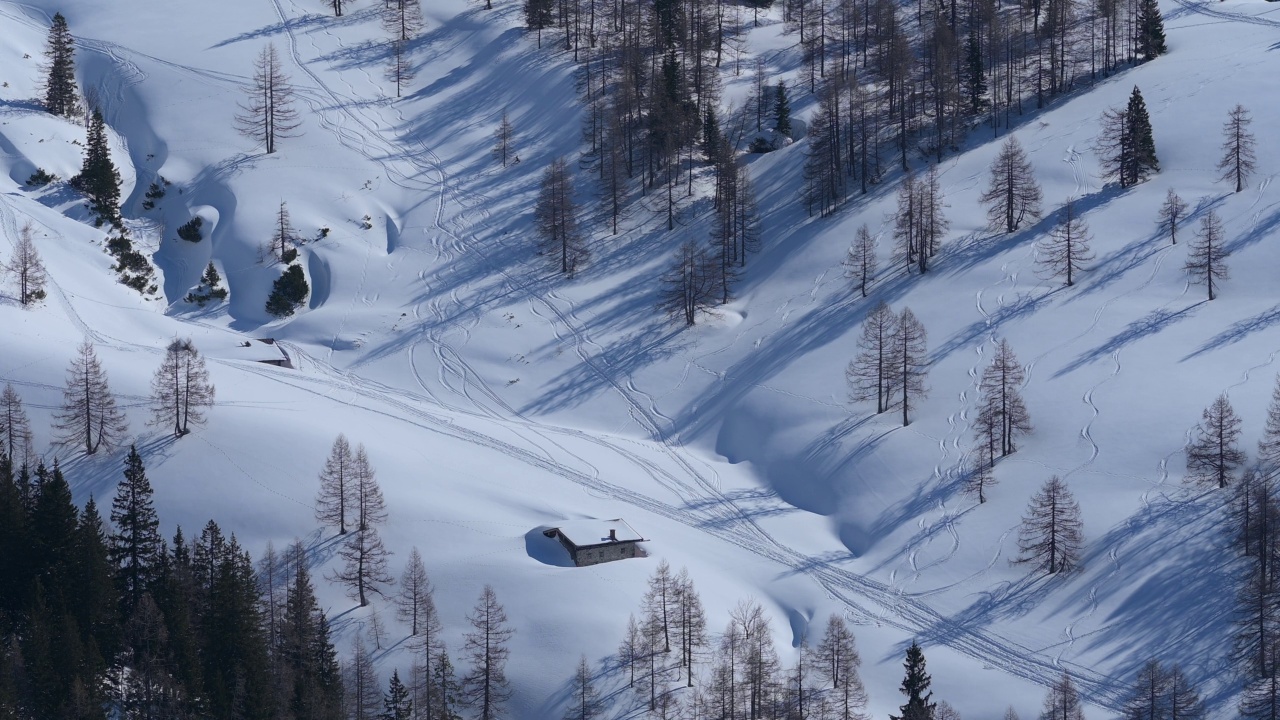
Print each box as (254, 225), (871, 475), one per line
(382, 670), (413, 720)
(1127, 88), (1159, 181)
(266, 264), (310, 317)
(964, 32), (988, 113)
(109, 446), (163, 618)
(1098, 87), (1158, 188)
(889, 641), (935, 720)
(42, 13), (79, 118)
(1136, 0), (1167, 62)
(76, 110), (123, 229)
(774, 80), (792, 139)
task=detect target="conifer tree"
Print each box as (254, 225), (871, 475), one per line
(976, 339), (1032, 456)
(524, 0), (555, 47)
(1186, 394), (1245, 488)
(6, 223), (48, 307)
(382, 0), (423, 97)
(659, 240), (717, 326)
(1016, 476), (1083, 574)
(1218, 105), (1257, 194)
(235, 43), (302, 154)
(844, 225), (877, 298)
(462, 585), (513, 720)
(349, 636), (381, 720)
(42, 13), (78, 118)
(269, 201), (299, 264)
(382, 670), (413, 720)
(0, 383), (36, 471)
(316, 434), (355, 534)
(110, 446), (162, 617)
(397, 547), (441, 641)
(1136, 0), (1167, 61)
(1184, 210), (1229, 301)
(889, 641), (934, 720)
(54, 341), (128, 455)
(980, 135), (1042, 233)
(1038, 198), (1094, 287)
(774, 80), (792, 138)
(76, 110), (123, 229)
(186, 261), (228, 305)
(1166, 665), (1205, 720)
(266, 264), (310, 317)
(1157, 189), (1188, 245)
(673, 568), (706, 686)
(150, 337), (215, 438)
(330, 445), (392, 606)
(1098, 87), (1158, 188)
(847, 301), (899, 414)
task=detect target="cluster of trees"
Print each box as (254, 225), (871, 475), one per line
(0, 443), (343, 719)
(596, 560), (869, 719)
(846, 301), (928, 426)
(968, 340), (1032, 502)
(264, 201), (311, 318)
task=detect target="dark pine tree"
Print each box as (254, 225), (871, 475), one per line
(266, 264), (310, 317)
(76, 110), (123, 229)
(774, 80), (792, 138)
(43, 13), (79, 118)
(1136, 0), (1167, 62)
(890, 641), (935, 720)
(109, 446), (163, 619)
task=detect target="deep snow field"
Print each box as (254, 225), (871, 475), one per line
(3, 0), (1280, 715)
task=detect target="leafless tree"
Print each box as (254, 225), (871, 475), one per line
(1042, 673), (1086, 720)
(149, 337), (215, 438)
(1186, 394), (1245, 489)
(267, 201), (298, 265)
(967, 434), (997, 504)
(815, 614), (867, 720)
(979, 135), (1042, 233)
(329, 0), (345, 17)
(0, 384), (36, 470)
(54, 341), (128, 455)
(6, 223), (48, 306)
(844, 225), (878, 298)
(1218, 105), (1257, 194)
(672, 568), (706, 686)
(462, 585), (514, 720)
(346, 636), (380, 720)
(397, 547), (441, 639)
(847, 301), (898, 414)
(1157, 189), (1188, 245)
(977, 339), (1032, 457)
(1015, 476), (1083, 574)
(493, 110), (515, 167)
(565, 655), (603, 720)
(315, 433), (355, 534)
(329, 445), (392, 606)
(534, 157), (586, 275)
(894, 308), (928, 427)
(1258, 375), (1280, 472)
(235, 44), (301, 155)
(382, 0), (422, 97)
(659, 240), (717, 326)
(1038, 198), (1094, 287)
(1184, 210), (1230, 301)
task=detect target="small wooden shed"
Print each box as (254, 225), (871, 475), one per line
(543, 519), (644, 567)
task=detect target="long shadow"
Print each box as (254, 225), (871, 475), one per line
(1053, 301), (1205, 379)
(209, 7), (378, 49)
(1182, 304), (1280, 362)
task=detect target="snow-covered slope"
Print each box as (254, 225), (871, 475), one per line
(2, 0), (1279, 716)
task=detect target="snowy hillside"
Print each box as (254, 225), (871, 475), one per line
(2, 0), (1279, 716)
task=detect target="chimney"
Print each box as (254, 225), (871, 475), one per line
(609, 528), (617, 541)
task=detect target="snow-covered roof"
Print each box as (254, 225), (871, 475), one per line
(171, 328), (289, 364)
(545, 519), (643, 548)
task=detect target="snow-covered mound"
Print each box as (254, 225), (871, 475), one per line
(2, 0), (1279, 716)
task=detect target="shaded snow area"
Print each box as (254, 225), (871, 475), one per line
(2, 0), (1280, 716)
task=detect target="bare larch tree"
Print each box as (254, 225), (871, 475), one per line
(268, 200), (298, 264)
(1218, 104), (1257, 194)
(977, 339), (1032, 457)
(659, 240), (717, 326)
(844, 225), (877, 298)
(6, 223), (48, 306)
(1037, 198), (1094, 287)
(493, 110), (514, 167)
(315, 433), (355, 534)
(329, 445), (392, 606)
(1157, 189), (1188, 245)
(0, 383), (36, 470)
(980, 135), (1042, 233)
(382, 0), (423, 97)
(1184, 210), (1230, 301)
(847, 301), (898, 414)
(149, 337), (215, 438)
(1016, 476), (1083, 574)
(1186, 393), (1244, 488)
(235, 43), (301, 155)
(54, 341), (128, 455)
(462, 585), (513, 720)
(534, 157), (586, 275)
(894, 308), (928, 427)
